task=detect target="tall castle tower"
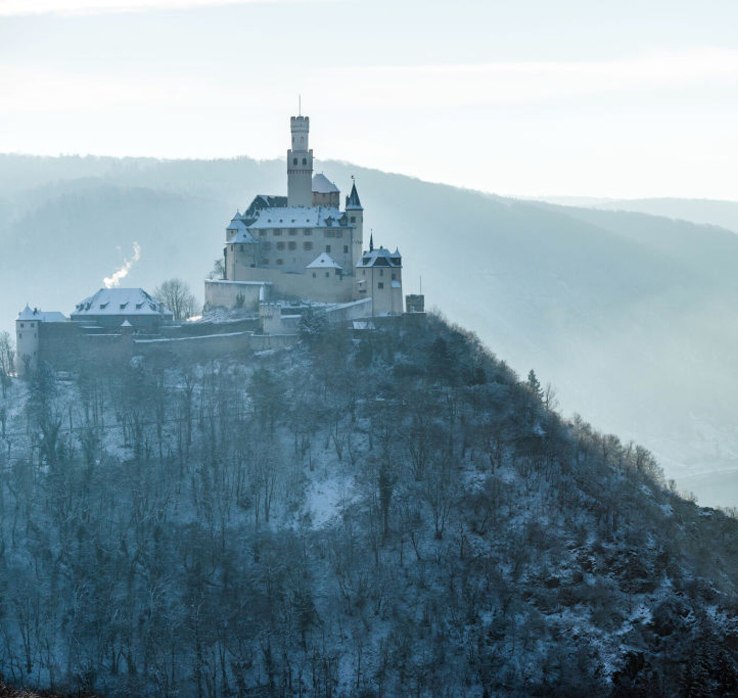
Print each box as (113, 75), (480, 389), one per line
(287, 115), (313, 207)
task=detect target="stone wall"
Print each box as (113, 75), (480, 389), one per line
(251, 266), (354, 303)
(204, 280), (270, 311)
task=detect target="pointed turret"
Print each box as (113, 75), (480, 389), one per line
(345, 181), (363, 210)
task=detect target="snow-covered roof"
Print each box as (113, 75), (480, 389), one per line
(307, 252), (342, 270)
(356, 246), (402, 268)
(17, 305), (68, 323)
(312, 173), (340, 194)
(247, 206), (348, 230)
(226, 216), (258, 243)
(71, 288), (173, 318)
(227, 217), (249, 232)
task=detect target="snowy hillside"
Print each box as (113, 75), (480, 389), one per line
(0, 316), (737, 696)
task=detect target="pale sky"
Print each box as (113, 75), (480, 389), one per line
(1, 0), (737, 198)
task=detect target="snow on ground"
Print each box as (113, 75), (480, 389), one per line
(304, 472), (353, 528)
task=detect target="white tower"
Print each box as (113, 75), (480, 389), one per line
(16, 306), (40, 376)
(287, 115), (313, 207)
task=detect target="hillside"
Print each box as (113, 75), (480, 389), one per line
(538, 196), (738, 234)
(2, 154), (738, 507)
(0, 317), (737, 696)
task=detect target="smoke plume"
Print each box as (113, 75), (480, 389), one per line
(103, 242), (142, 288)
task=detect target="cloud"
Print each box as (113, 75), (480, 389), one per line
(0, 0), (305, 16)
(103, 242), (142, 289)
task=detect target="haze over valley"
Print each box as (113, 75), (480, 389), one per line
(2, 154), (737, 508)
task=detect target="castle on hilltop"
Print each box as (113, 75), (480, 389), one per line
(14, 112), (422, 377)
(205, 114), (405, 316)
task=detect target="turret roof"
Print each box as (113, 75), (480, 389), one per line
(356, 246), (402, 268)
(346, 182), (363, 209)
(17, 305), (67, 323)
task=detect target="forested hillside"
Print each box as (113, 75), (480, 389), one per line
(2, 154), (738, 506)
(0, 316), (737, 697)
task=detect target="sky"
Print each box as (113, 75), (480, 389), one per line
(1, 0), (737, 199)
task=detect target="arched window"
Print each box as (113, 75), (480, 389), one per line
(293, 158), (298, 165)
(302, 157), (307, 165)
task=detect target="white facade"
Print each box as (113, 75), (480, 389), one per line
(15, 306), (68, 376)
(208, 113), (404, 316)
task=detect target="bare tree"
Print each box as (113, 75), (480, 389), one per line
(0, 332), (14, 397)
(154, 278), (199, 322)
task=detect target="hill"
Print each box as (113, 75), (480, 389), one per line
(1, 317), (738, 696)
(1, 154), (738, 506)
(538, 196), (738, 234)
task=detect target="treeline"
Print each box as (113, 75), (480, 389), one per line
(0, 315), (737, 696)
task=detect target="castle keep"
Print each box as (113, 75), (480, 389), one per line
(205, 114), (404, 314)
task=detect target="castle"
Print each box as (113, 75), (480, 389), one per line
(205, 113), (404, 316)
(15, 113), (419, 377)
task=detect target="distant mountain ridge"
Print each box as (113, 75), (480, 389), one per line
(536, 195), (738, 234)
(1, 154), (737, 506)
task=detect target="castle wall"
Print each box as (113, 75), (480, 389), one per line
(230, 267), (354, 304)
(37, 322), (83, 372)
(204, 280), (270, 311)
(354, 266), (404, 315)
(230, 225), (356, 277)
(16, 319), (40, 376)
(134, 331), (296, 362)
(32, 322), (298, 375)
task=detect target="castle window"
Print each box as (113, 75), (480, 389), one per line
(391, 273), (396, 280)
(325, 230), (335, 238)
(289, 229), (297, 236)
(259, 230), (267, 237)
(276, 241), (285, 250)
(378, 282), (384, 289)
(303, 229), (312, 236)
(302, 157), (307, 165)
(293, 158), (298, 165)
(273, 229), (282, 236)
(20, 323), (24, 328)
(325, 245), (331, 253)
(380, 269), (384, 276)
(312, 272), (316, 278)
(288, 241), (296, 250)
(303, 242), (313, 251)
(343, 245), (349, 253)
(18, 333), (22, 339)
(350, 216), (356, 223)
(325, 272), (330, 278)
